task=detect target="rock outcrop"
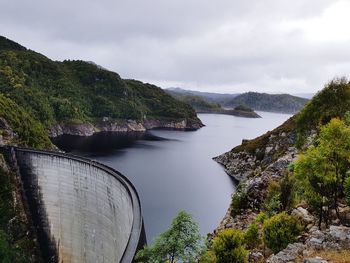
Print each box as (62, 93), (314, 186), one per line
(213, 118), (298, 234)
(266, 225), (350, 263)
(49, 118), (203, 137)
(0, 117), (16, 145)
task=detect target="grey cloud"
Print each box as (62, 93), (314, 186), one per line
(0, 0), (348, 93)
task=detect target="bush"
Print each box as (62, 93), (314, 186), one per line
(244, 223), (261, 249)
(263, 181), (282, 216)
(231, 184), (248, 216)
(255, 212), (267, 224)
(345, 177), (350, 207)
(263, 212), (302, 253)
(212, 229), (248, 263)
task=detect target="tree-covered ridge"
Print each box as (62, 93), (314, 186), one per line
(295, 78), (350, 145)
(0, 36), (26, 51)
(166, 91), (222, 111)
(0, 36), (201, 132)
(224, 92), (308, 114)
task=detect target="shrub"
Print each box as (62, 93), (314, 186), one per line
(263, 212), (302, 253)
(255, 212), (267, 224)
(345, 177), (350, 207)
(263, 181), (282, 216)
(231, 184), (248, 216)
(279, 173), (295, 210)
(212, 229), (248, 263)
(244, 223), (261, 249)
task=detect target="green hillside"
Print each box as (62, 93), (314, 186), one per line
(0, 36), (201, 136)
(166, 91), (221, 111)
(224, 92), (308, 113)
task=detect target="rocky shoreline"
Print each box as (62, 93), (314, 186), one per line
(196, 108), (261, 118)
(212, 117), (350, 262)
(49, 118), (204, 137)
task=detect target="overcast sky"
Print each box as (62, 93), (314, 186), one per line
(1, 0), (350, 93)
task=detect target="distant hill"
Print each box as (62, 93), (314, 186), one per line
(167, 91), (221, 111)
(166, 90), (260, 118)
(166, 87), (239, 104)
(166, 88), (308, 114)
(224, 92), (308, 114)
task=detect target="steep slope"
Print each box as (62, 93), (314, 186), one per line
(224, 92), (308, 113)
(213, 79), (350, 262)
(0, 36), (202, 137)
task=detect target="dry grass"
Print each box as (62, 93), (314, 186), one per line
(308, 250), (350, 263)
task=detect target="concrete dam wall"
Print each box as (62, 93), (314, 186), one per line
(2, 147), (145, 263)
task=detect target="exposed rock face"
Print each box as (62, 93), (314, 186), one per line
(0, 117), (16, 145)
(267, 243), (306, 263)
(266, 225), (350, 263)
(213, 123), (299, 234)
(292, 207), (315, 230)
(49, 118), (203, 137)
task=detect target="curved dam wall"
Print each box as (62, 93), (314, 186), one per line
(2, 147), (145, 263)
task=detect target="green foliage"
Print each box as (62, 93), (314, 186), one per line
(0, 36), (201, 135)
(0, 36), (26, 51)
(279, 173), (295, 211)
(264, 181), (282, 216)
(255, 212), (267, 224)
(212, 229), (248, 263)
(345, 177), (350, 207)
(234, 104), (254, 112)
(168, 92), (222, 111)
(244, 223), (261, 249)
(0, 166), (38, 262)
(0, 94), (52, 148)
(296, 78), (350, 147)
(264, 175), (295, 216)
(199, 250), (217, 263)
(263, 212), (301, 253)
(135, 211), (202, 263)
(294, 118), (350, 227)
(231, 184), (248, 216)
(225, 92), (308, 114)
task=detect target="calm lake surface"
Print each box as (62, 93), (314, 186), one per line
(53, 112), (291, 242)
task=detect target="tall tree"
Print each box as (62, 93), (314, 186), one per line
(294, 118), (350, 227)
(136, 210), (202, 263)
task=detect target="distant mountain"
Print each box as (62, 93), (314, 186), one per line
(166, 87), (239, 103)
(224, 92), (308, 114)
(166, 90), (260, 118)
(166, 88), (308, 114)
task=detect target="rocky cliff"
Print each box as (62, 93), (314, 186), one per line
(213, 114), (350, 262)
(49, 118), (202, 137)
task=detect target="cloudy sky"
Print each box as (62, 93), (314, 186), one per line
(1, 0), (350, 93)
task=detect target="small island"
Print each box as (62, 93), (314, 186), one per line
(196, 105), (261, 118)
(166, 92), (261, 118)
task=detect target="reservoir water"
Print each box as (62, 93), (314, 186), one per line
(53, 112), (291, 242)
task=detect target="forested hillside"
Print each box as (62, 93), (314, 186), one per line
(0, 36), (201, 140)
(224, 92), (308, 113)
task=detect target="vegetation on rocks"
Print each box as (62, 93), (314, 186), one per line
(211, 229), (248, 263)
(0, 94), (51, 148)
(214, 79), (350, 262)
(262, 212), (302, 253)
(294, 117), (350, 228)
